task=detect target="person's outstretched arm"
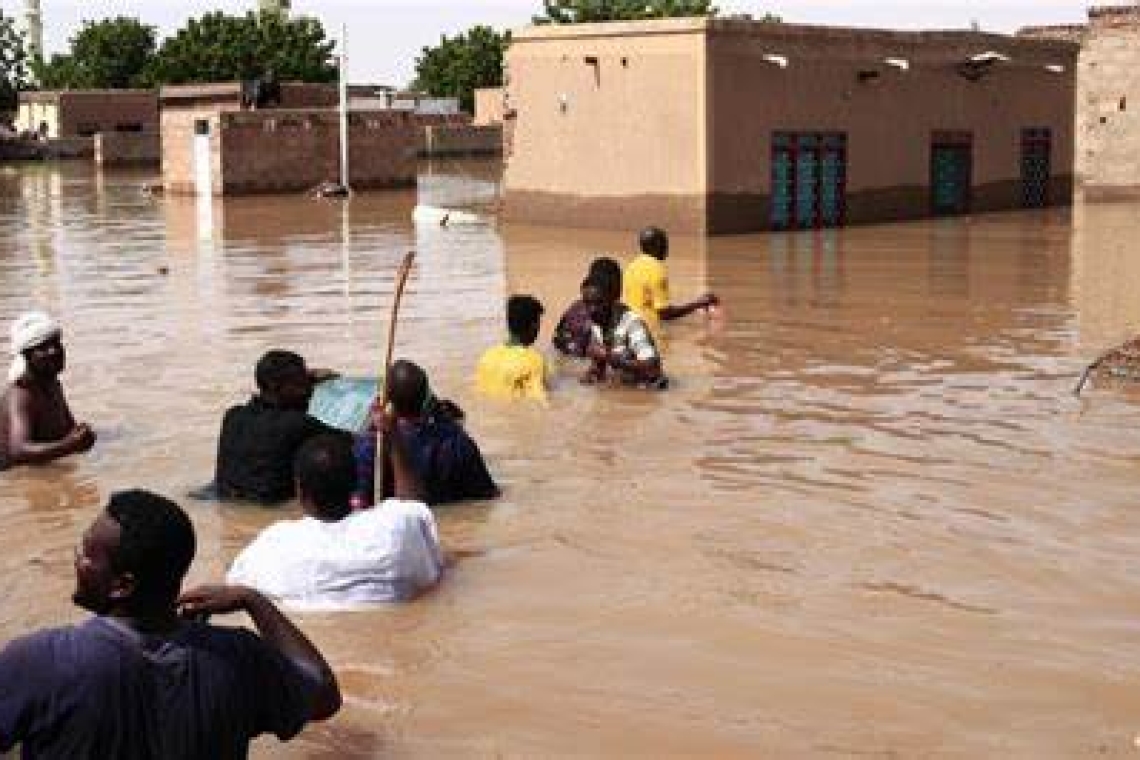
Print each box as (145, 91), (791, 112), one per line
(659, 293), (718, 321)
(178, 585), (341, 721)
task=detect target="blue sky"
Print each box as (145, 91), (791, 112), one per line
(16, 1), (1090, 86)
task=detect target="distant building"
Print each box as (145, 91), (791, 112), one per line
(15, 90), (159, 139)
(504, 18), (1078, 234)
(159, 81), (464, 195)
(346, 86), (462, 115)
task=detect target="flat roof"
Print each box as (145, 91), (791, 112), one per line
(511, 16), (1079, 53)
(19, 89), (156, 103)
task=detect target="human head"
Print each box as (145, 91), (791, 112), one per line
(388, 359), (429, 417)
(582, 268), (620, 327)
(587, 256), (622, 285)
(295, 434), (356, 521)
(255, 349), (312, 409)
(639, 226), (669, 260)
(73, 490), (196, 616)
(8, 310), (64, 384)
(507, 295), (544, 346)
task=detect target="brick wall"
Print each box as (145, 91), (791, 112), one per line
(161, 109), (422, 194)
(422, 124), (503, 156)
(95, 131), (160, 166)
(56, 91), (158, 138)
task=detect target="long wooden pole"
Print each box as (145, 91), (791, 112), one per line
(374, 251), (416, 504)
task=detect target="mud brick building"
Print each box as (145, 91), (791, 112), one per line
(504, 18), (1078, 234)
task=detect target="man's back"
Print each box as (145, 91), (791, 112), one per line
(228, 500), (444, 609)
(0, 617), (314, 759)
(622, 253), (670, 331)
(475, 344), (547, 401)
(215, 397), (338, 503)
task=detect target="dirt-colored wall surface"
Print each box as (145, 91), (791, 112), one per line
(1076, 6), (1140, 196)
(503, 19), (1077, 234)
(707, 24), (1077, 231)
(504, 20), (709, 232)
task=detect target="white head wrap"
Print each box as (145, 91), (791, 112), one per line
(8, 311), (61, 384)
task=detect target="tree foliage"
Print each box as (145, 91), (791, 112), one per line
(150, 11), (336, 85)
(0, 10), (28, 110)
(33, 17), (157, 89)
(534, 0), (719, 23)
(412, 25), (508, 114)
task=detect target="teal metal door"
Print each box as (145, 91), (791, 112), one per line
(771, 135), (793, 230)
(794, 136), (819, 228)
(931, 141), (971, 215)
(771, 132), (846, 230)
(820, 134), (846, 227)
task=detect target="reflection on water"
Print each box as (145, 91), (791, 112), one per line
(3, 161), (1140, 756)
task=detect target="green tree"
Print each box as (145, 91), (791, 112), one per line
(151, 11), (336, 85)
(534, 0), (718, 23)
(412, 25), (508, 114)
(0, 10), (28, 110)
(33, 17), (157, 89)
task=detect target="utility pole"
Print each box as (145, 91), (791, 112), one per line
(338, 23), (349, 191)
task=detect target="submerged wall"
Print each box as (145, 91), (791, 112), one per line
(503, 18), (1078, 234)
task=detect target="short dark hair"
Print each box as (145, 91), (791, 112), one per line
(255, 350), (306, 393)
(638, 226), (668, 258)
(389, 359), (429, 416)
(588, 256), (621, 283)
(295, 434), (355, 519)
(106, 490), (196, 605)
(507, 295), (544, 337)
(585, 262), (621, 301)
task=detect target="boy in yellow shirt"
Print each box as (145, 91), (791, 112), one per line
(476, 295), (548, 401)
(623, 226), (718, 332)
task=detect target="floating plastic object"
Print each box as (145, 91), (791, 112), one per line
(412, 204), (485, 227)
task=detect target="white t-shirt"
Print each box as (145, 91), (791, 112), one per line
(227, 499), (444, 610)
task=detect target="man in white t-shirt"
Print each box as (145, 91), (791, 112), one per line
(227, 426), (443, 610)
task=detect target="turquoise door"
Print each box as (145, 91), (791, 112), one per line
(771, 134), (793, 230)
(931, 144), (971, 215)
(794, 135), (819, 228)
(771, 132), (847, 230)
(820, 135), (845, 227)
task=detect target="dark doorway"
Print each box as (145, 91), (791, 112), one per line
(930, 131), (973, 216)
(1021, 127), (1051, 208)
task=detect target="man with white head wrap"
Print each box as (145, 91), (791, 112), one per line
(1, 311), (95, 469)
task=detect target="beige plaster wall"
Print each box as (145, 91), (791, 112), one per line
(504, 19), (1076, 234)
(1076, 8), (1140, 194)
(474, 87), (506, 125)
(504, 20), (708, 231)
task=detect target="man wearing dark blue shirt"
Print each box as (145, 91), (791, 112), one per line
(353, 360), (499, 508)
(0, 489), (341, 758)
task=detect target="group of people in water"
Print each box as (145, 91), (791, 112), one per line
(0, 226), (718, 755)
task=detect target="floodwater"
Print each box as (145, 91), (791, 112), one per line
(2, 160), (1140, 757)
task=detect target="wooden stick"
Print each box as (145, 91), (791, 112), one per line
(374, 251), (416, 504)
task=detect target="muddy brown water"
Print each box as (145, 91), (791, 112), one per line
(3, 161), (1140, 757)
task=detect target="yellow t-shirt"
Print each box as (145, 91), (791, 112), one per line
(475, 344), (548, 401)
(622, 253), (670, 332)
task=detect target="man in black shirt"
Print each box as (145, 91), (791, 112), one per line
(214, 350), (347, 504)
(0, 489), (341, 758)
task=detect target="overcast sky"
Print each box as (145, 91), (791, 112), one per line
(13, 1), (1091, 86)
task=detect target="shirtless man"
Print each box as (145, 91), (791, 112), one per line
(0, 311), (95, 470)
